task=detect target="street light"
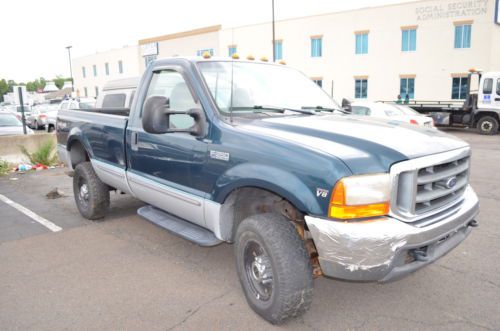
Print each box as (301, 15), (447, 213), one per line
(272, 0), (276, 62)
(65, 45), (74, 93)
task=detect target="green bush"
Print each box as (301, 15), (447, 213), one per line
(20, 139), (58, 166)
(0, 158), (10, 175)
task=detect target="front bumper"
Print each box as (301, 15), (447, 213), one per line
(305, 185), (479, 282)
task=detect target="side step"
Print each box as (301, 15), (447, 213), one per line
(137, 205), (222, 247)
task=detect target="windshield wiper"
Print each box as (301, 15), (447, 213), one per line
(231, 105), (315, 115)
(301, 106), (348, 114)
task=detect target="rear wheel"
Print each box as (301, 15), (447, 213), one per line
(477, 116), (498, 135)
(73, 162), (110, 220)
(235, 213), (313, 324)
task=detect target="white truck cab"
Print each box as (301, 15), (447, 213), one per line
(477, 72), (500, 111)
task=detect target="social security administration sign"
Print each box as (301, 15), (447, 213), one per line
(496, 0), (500, 24)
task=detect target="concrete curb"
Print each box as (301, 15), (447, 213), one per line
(0, 133), (57, 164)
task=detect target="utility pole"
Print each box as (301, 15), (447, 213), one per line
(66, 46), (74, 93)
(272, 0), (276, 62)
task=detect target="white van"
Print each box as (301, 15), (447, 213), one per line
(96, 77), (139, 109)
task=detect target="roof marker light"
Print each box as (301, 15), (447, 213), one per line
(260, 56), (268, 62)
(202, 51), (211, 59)
(231, 53), (240, 59)
(278, 60), (286, 65)
(247, 54), (255, 60)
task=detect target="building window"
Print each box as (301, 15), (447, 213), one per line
(311, 37), (322, 57)
(454, 24), (471, 48)
(401, 28), (417, 52)
(355, 32), (369, 54)
(92, 65), (97, 77)
(355, 79), (368, 99)
(82, 67), (86, 78)
(84, 87), (88, 97)
(196, 49), (214, 56)
(451, 77), (468, 99)
(228, 45), (237, 57)
(312, 78), (323, 87)
(274, 40), (283, 60)
(95, 86), (99, 97)
(400, 77), (415, 99)
(118, 60), (123, 74)
(105, 63), (109, 76)
(144, 55), (157, 68)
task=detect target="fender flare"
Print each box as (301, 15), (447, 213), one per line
(212, 163), (324, 215)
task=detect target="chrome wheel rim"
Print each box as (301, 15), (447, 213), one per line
(244, 240), (273, 301)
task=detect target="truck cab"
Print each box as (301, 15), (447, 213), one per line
(477, 71), (500, 111)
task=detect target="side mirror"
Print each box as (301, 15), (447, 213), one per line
(142, 96), (205, 136)
(341, 98), (352, 113)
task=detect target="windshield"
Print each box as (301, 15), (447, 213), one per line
(0, 114), (22, 127)
(197, 61), (340, 115)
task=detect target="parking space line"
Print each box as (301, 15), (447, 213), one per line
(0, 194), (62, 232)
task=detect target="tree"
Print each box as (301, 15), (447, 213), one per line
(0, 79), (8, 102)
(54, 76), (71, 89)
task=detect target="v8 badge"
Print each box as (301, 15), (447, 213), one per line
(316, 188), (329, 198)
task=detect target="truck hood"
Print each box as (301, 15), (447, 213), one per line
(240, 114), (468, 174)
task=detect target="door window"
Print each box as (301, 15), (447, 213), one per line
(497, 79), (500, 95)
(483, 78), (493, 94)
(144, 70), (196, 129)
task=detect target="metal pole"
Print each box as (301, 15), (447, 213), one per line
(18, 87), (27, 135)
(272, 0), (276, 62)
(66, 46), (74, 93)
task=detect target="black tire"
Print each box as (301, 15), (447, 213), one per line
(34, 121), (39, 130)
(47, 125), (54, 133)
(477, 116), (499, 135)
(235, 213), (313, 324)
(73, 162), (110, 220)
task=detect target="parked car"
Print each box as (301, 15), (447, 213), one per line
(0, 112), (34, 136)
(351, 101), (434, 127)
(59, 98), (96, 111)
(27, 106), (51, 130)
(57, 57), (479, 324)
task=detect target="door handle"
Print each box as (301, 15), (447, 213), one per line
(131, 131), (138, 151)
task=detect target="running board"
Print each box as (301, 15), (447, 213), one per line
(137, 205), (222, 247)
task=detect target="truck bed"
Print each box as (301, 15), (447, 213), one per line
(57, 109), (128, 169)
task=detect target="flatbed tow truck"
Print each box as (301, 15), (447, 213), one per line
(384, 69), (500, 135)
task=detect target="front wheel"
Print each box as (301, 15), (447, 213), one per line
(73, 162), (110, 220)
(477, 116), (499, 135)
(235, 213), (313, 324)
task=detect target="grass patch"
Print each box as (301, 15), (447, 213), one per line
(20, 139), (59, 166)
(0, 159), (10, 175)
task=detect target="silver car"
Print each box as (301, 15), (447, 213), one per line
(0, 112), (34, 136)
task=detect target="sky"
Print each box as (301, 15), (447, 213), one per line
(0, 0), (414, 82)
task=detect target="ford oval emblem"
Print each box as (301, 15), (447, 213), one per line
(445, 176), (458, 189)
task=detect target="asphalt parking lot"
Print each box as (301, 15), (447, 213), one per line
(0, 129), (499, 330)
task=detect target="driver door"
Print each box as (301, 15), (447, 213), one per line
(127, 69), (209, 226)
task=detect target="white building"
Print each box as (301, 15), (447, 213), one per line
(73, 45), (140, 98)
(73, 0), (500, 102)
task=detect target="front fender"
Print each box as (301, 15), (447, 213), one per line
(213, 163), (324, 215)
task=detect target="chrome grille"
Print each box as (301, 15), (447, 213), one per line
(390, 147), (471, 223)
(415, 156), (469, 214)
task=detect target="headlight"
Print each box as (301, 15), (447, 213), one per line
(329, 173), (390, 220)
